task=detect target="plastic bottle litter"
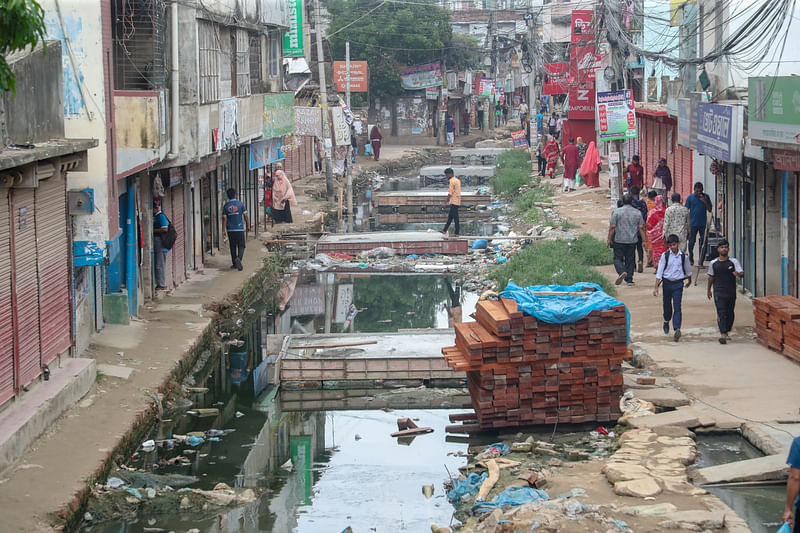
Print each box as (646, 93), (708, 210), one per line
(141, 440), (156, 452)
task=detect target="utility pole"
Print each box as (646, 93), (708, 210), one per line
(605, 4), (625, 207)
(438, 59), (446, 147)
(527, 11), (536, 122)
(314, 0), (334, 201)
(345, 41), (353, 231)
(486, 11), (496, 133)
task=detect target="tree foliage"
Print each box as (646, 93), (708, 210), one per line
(0, 0), (47, 95)
(325, 0), (453, 101)
(444, 33), (482, 72)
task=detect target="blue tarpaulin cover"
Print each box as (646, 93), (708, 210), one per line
(500, 282), (630, 339)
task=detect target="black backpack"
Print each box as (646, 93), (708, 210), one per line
(161, 215), (178, 250)
(662, 250), (688, 277)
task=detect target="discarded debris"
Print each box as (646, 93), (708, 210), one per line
(391, 417), (434, 437)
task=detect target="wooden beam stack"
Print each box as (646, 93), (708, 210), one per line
(753, 295), (800, 363)
(443, 297), (627, 430)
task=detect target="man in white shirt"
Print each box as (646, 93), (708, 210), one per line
(653, 234), (692, 342)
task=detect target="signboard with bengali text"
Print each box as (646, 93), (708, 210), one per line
(543, 63), (571, 95)
(400, 61), (443, 90)
(597, 89), (637, 141)
(748, 76), (800, 145)
(571, 10), (594, 43)
(696, 103), (743, 163)
(333, 61), (369, 92)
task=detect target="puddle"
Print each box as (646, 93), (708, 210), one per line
(694, 433), (786, 533)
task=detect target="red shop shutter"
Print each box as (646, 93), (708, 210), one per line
(0, 188), (14, 405)
(36, 173), (72, 366)
(171, 185), (186, 284)
(12, 188), (42, 388)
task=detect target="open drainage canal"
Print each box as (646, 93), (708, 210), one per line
(694, 433), (786, 533)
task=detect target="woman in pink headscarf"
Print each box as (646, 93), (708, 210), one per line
(646, 195), (668, 267)
(271, 163), (297, 223)
(579, 141), (601, 188)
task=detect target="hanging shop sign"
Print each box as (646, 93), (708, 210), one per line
(511, 130), (528, 149)
(597, 89), (637, 141)
(333, 61), (369, 92)
(749, 76), (800, 145)
(219, 98), (238, 149)
(400, 61), (443, 90)
(249, 138), (284, 170)
(425, 87), (439, 100)
(293, 106), (322, 137)
(773, 149), (800, 171)
(282, 0), (304, 57)
(330, 106), (351, 146)
(568, 84), (596, 120)
(570, 45), (600, 82)
(543, 63), (572, 95)
(571, 10), (594, 43)
(696, 103), (743, 163)
(677, 98), (693, 149)
(478, 77), (495, 98)
(263, 93), (295, 139)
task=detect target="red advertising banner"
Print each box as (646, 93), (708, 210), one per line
(333, 61), (368, 92)
(773, 149), (800, 172)
(543, 63), (572, 95)
(570, 45), (600, 82)
(571, 10), (594, 43)
(568, 83), (596, 120)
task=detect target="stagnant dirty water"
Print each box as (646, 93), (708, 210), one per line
(694, 433), (786, 533)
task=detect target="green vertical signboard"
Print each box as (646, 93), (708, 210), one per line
(283, 0), (304, 57)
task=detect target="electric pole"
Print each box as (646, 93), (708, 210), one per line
(527, 11), (536, 121)
(345, 41), (353, 231)
(314, 0), (334, 201)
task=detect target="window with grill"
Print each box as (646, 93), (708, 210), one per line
(235, 28), (251, 96)
(249, 33), (263, 94)
(199, 21), (220, 103)
(112, 0), (168, 90)
(268, 32), (280, 78)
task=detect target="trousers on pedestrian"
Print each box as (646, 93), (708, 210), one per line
(228, 230), (246, 265)
(613, 242), (636, 283)
(714, 293), (736, 334)
(662, 279), (684, 330)
(154, 235), (167, 288)
(636, 233), (644, 263)
(443, 205), (460, 235)
(688, 226), (705, 264)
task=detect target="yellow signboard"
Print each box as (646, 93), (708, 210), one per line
(670, 0), (695, 26)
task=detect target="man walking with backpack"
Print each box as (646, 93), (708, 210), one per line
(153, 203), (171, 290)
(223, 188), (250, 271)
(707, 239), (744, 344)
(653, 234), (692, 341)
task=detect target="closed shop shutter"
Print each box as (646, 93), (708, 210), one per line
(12, 188), (42, 387)
(36, 173), (71, 365)
(161, 191), (174, 289)
(171, 185), (186, 284)
(0, 188), (14, 405)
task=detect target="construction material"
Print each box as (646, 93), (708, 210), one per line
(476, 459), (499, 500)
(391, 417), (433, 437)
(443, 294), (627, 430)
(753, 295), (800, 363)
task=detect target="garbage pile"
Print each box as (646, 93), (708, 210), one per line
(443, 283), (629, 429)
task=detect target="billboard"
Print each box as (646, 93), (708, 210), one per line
(543, 63), (571, 95)
(568, 84), (596, 120)
(263, 93), (295, 139)
(400, 61), (443, 90)
(478, 77), (495, 98)
(571, 10), (594, 43)
(570, 45), (600, 82)
(749, 76), (800, 145)
(597, 89), (637, 141)
(333, 61), (369, 92)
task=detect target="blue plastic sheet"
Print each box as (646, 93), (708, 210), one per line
(484, 442), (510, 456)
(473, 485), (550, 513)
(472, 239), (489, 250)
(448, 472), (488, 503)
(500, 282), (630, 340)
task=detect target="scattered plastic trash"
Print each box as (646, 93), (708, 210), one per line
(106, 477), (125, 489)
(596, 427), (609, 435)
(484, 442), (510, 456)
(124, 487), (143, 500)
(360, 246), (396, 259)
(235, 411), (245, 418)
(612, 519), (628, 531)
(141, 440), (156, 452)
(472, 239), (489, 250)
(447, 472), (488, 503)
(472, 486), (550, 513)
(618, 391), (656, 423)
(563, 498), (584, 516)
(186, 436), (205, 446)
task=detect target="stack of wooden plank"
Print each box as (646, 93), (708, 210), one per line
(753, 295), (800, 363)
(442, 296), (627, 430)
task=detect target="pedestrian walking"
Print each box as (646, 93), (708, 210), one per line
(536, 138), (546, 176)
(222, 188), (250, 271)
(706, 239), (744, 344)
(654, 234), (692, 341)
(445, 115), (456, 146)
(647, 194), (668, 267)
(314, 137), (323, 172)
(548, 112), (558, 136)
(580, 141), (601, 188)
(502, 101), (509, 125)
(463, 109), (470, 135)
(631, 186), (648, 272)
(561, 137), (580, 192)
(536, 108), (544, 135)
(369, 124), (382, 161)
(783, 435), (800, 533)
(271, 163), (297, 224)
(495, 103), (502, 127)
(441, 168), (461, 237)
(555, 115), (563, 140)
(350, 125), (358, 162)
(518, 101), (529, 125)
(607, 194), (646, 286)
(651, 157), (672, 201)
(685, 182), (712, 266)
(152, 203), (170, 290)
(576, 137), (588, 165)
(477, 104), (485, 131)
(662, 192), (690, 251)
(625, 155), (644, 190)
(542, 135), (560, 179)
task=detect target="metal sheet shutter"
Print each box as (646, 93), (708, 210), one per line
(12, 188), (42, 387)
(161, 191), (174, 289)
(171, 185), (185, 284)
(36, 174), (72, 365)
(0, 188), (14, 404)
